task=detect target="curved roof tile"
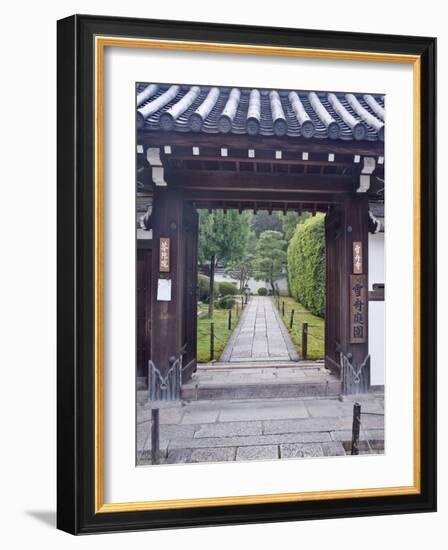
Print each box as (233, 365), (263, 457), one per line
(136, 83), (385, 142)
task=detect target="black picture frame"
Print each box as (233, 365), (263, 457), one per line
(57, 14), (436, 534)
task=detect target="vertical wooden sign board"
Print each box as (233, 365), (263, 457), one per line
(159, 237), (170, 273)
(350, 274), (367, 343)
(353, 241), (363, 274)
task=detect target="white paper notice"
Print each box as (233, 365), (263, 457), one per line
(157, 278), (171, 301)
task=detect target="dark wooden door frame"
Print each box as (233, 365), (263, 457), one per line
(147, 186), (370, 393)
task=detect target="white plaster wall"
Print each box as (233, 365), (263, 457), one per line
(369, 232), (385, 386)
(369, 232), (385, 289)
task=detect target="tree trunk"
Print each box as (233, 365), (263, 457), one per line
(208, 254), (216, 318)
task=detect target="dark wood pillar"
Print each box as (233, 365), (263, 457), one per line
(150, 187), (184, 376)
(325, 207), (341, 374)
(338, 194), (370, 394)
(136, 244), (152, 381)
(181, 202), (198, 381)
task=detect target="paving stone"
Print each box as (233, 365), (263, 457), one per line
(219, 401), (309, 421)
(194, 421), (263, 438)
(236, 445), (279, 461)
(305, 399), (344, 418)
(164, 448), (193, 464)
(280, 443), (325, 458)
(322, 441), (346, 456)
(137, 404), (184, 425)
(189, 447), (236, 463)
(180, 408), (220, 425)
(330, 428), (385, 442)
(168, 431), (331, 450)
(263, 417), (344, 434)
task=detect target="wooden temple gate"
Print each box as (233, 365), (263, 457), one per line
(136, 84), (385, 394)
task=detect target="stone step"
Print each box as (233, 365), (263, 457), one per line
(198, 360), (323, 370)
(181, 379), (341, 401)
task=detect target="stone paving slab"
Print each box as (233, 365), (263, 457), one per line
(167, 431), (332, 450)
(218, 401), (309, 421)
(280, 443), (325, 458)
(136, 395), (385, 465)
(194, 420), (263, 438)
(189, 447), (237, 463)
(236, 445), (279, 461)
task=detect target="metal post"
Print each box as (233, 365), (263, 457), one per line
(210, 321), (215, 360)
(245, 293), (248, 305)
(351, 402), (361, 455)
(228, 309), (232, 330)
(290, 309), (295, 329)
(282, 301), (285, 316)
(151, 408), (160, 464)
(301, 321), (308, 360)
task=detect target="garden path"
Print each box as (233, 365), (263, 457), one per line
(219, 297), (299, 362)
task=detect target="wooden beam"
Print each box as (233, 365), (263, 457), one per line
(183, 189), (339, 204)
(138, 130), (384, 156)
(166, 169), (355, 194)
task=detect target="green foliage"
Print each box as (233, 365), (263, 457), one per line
(218, 281), (239, 296)
(225, 256), (254, 291)
(281, 212), (311, 242)
(252, 230), (287, 291)
(251, 210), (282, 237)
(287, 214), (325, 318)
(217, 296), (236, 309)
(198, 274), (218, 302)
(257, 287), (268, 296)
(198, 209), (251, 266)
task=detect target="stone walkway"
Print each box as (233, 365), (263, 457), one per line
(136, 393), (384, 465)
(220, 297), (299, 362)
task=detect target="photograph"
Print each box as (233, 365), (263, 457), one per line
(135, 82), (386, 466)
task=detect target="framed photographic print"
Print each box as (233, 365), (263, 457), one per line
(57, 14), (436, 534)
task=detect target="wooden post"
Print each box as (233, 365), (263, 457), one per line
(151, 408), (160, 464)
(339, 195), (370, 394)
(208, 254), (216, 317)
(150, 188), (184, 377)
(289, 309), (295, 329)
(241, 296), (244, 309)
(228, 309), (232, 330)
(351, 402), (361, 455)
(210, 321), (215, 361)
(302, 322), (308, 360)
(282, 301), (285, 316)
(236, 303), (239, 317)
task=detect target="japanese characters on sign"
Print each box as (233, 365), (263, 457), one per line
(350, 274), (367, 343)
(159, 237), (170, 273)
(353, 241), (363, 274)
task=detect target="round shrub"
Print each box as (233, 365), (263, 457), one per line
(218, 281), (239, 296)
(257, 287), (268, 296)
(287, 214), (325, 318)
(198, 274), (219, 302)
(217, 296), (236, 309)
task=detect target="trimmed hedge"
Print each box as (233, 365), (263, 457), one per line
(257, 287), (268, 296)
(218, 281), (239, 296)
(287, 214), (325, 318)
(217, 296), (236, 309)
(198, 274), (219, 302)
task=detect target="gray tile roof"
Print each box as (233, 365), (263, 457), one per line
(136, 83), (385, 142)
